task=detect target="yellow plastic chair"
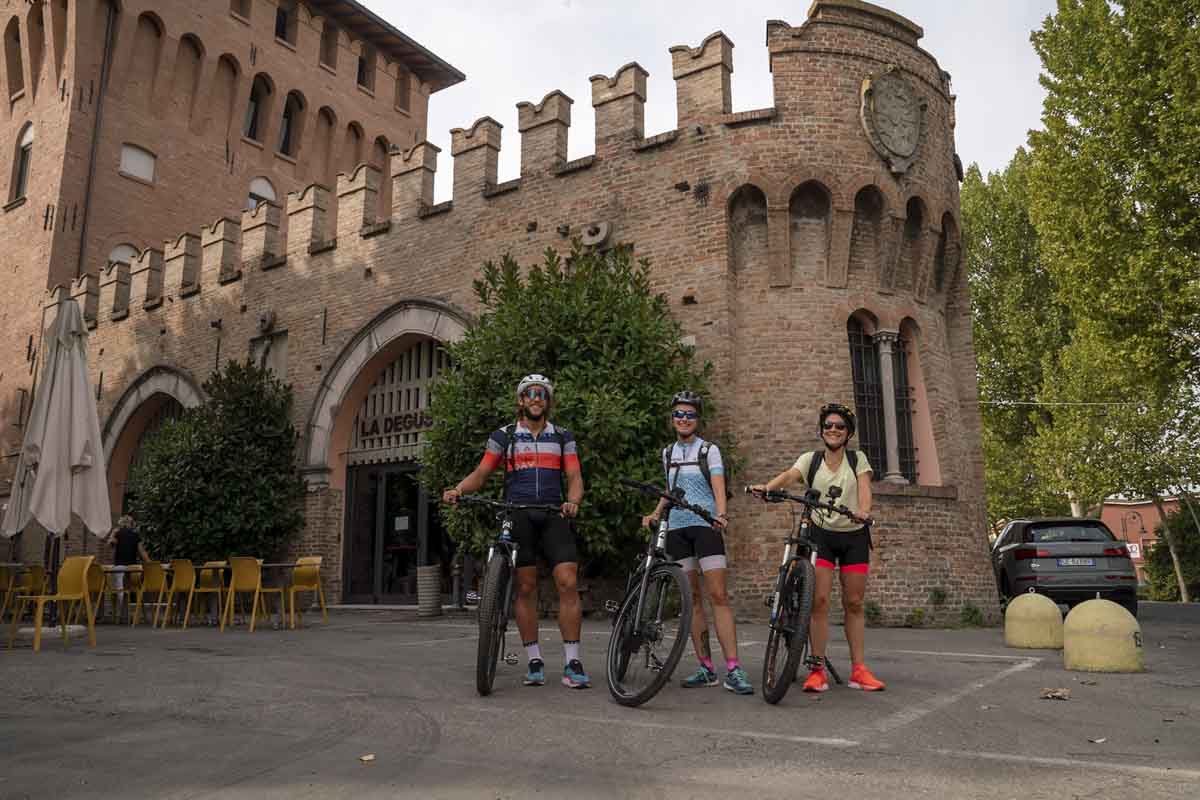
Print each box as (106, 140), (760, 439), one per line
(288, 556), (328, 629)
(2, 565), (46, 625)
(7, 555), (97, 653)
(194, 561), (227, 625)
(222, 557), (284, 632)
(72, 563), (107, 624)
(131, 561), (168, 627)
(159, 560), (198, 629)
(0, 566), (17, 623)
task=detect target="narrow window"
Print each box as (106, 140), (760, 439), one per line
(243, 75), (271, 140)
(847, 317), (886, 474)
(12, 123), (33, 200)
(395, 67), (411, 111)
(4, 18), (24, 99)
(230, 0), (251, 19)
(357, 46), (375, 90)
(119, 143), (156, 183)
(278, 92), (304, 156)
(892, 333), (917, 483)
(275, 1), (297, 44)
(320, 22), (338, 68)
(247, 176), (276, 211)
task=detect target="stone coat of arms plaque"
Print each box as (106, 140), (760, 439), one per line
(860, 66), (927, 175)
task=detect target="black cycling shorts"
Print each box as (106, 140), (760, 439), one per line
(666, 525), (728, 572)
(812, 524), (871, 573)
(510, 509), (578, 569)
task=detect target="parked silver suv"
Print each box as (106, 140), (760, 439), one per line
(991, 518), (1138, 617)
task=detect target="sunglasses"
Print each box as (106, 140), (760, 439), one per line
(522, 388), (549, 401)
(672, 410), (699, 420)
(822, 422), (847, 431)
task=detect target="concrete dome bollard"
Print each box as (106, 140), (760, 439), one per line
(1063, 599), (1144, 673)
(1003, 592), (1064, 649)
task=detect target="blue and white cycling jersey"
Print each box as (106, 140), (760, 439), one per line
(663, 437), (723, 531)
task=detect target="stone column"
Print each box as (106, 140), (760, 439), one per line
(874, 330), (908, 484)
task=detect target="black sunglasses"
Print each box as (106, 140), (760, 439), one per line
(822, 422), (847, 431)
(672, 410), (699, 420)
(522, 388), (549, 401)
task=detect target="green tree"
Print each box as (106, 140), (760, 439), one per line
(420, 244), (727, 571)
(128, 360), (305, 561)
(1029, 0), (1200, 385)
(962, 151), (1072, 524)
(1145, 505), (1200, 601)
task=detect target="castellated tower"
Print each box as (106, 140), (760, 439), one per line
(4, 1), (993, 624)
(0, 0), (461, 492)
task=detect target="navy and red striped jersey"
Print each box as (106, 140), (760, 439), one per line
(479, 421), (581, 504)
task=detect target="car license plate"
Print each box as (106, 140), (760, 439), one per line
(1057, 558), (1094, 567)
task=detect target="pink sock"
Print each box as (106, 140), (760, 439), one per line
(698, 656), (715, 671)
(726, 658), (740, 672)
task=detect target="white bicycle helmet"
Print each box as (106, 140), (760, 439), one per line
(516, 373), (554, 399)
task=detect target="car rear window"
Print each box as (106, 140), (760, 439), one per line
(1028, 523), (1115, 543)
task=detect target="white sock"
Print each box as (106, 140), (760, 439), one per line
(564, 640), (580, 665)
(524, 642), (542, 663)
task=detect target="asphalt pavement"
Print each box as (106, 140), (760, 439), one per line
(2, 602), (1197, 799)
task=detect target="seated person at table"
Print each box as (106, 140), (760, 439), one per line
(108, 515), (149, 618)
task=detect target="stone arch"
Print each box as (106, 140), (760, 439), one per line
(848, 185), (885, 285)
(102, 365), (204, 511)
(726, 183), (767, 275)
(840, 171), (900, 216)
(896, 194), (928, 293)
(782, 166), (848, 211)
(341, 121), (365, 174)
(303, 299), (471, 489)
(788, 180), (831, 283)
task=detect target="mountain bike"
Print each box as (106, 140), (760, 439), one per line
(745, 484), (867, 704)
(455, 495), (563, 696)
(603, 478), (714, 707)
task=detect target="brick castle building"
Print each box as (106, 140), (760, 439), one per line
(1, 0), (997, 623)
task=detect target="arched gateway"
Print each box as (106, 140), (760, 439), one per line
(303, 299), (470, 603)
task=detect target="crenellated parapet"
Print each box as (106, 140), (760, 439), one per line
(589, 63), (648, 147)
(669, 32), (734, 124)
(516, 91), (573, 175)
(449, 117), (503, 199)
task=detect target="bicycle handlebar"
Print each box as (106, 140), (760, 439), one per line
(453, 495), (564, 515)
(744, 486), (871, 525)
(619, 478), (716, 525)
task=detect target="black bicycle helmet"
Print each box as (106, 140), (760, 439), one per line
(819, 402), (856, 437)
(670, 390), (704, 416)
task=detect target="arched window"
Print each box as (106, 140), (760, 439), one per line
(320, 22), (338, 68)
(846, 315), (886, 474)
(119, 143), (156, 183)
(4, 18), (24, 99)
(243, 74), (272, 141)
(726, 184), (768, 274)
(274, 1), (297, 45)
(108, 244), (140, 265)
(342, 122), (364, 174)
(395, 66), (411, 112)
(789, 181), (831, 281)
(315, 106), (337, 183)
(11, 123), (33, 200)
(278, 91), (305, 156)
(247, 176), (276, 210)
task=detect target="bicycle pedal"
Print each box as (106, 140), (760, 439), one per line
(604, 600), (620, 614)
(503, 652), (520, 665)
(763, 594), (774, 608)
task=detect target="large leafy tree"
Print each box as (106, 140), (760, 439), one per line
(128, 360), (305, 561)
(1029, 0), (1200, 384)
(1145, 505), (1200, 602)
(962, 152), (1072, 525)
(420, 244), (725, 571)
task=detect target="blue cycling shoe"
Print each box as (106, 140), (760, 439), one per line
(524, 658), (545, 686)
(562, 659), (591, 689)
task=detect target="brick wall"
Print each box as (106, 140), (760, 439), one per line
(2, 1), (998, 623)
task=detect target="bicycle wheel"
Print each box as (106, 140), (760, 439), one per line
(761, 558), (814, 704)
(605, 563), (692, 707)
(476, 553), (511, 696)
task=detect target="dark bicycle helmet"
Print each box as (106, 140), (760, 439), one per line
(670, 390), (704, 416)
(819, 402), (856, 437)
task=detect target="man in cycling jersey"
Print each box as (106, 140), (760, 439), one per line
(443, 374), (589, 689)
(641, 391), (753, 695)
(751, 403), (885, 692)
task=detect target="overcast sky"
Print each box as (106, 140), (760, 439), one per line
(364, 0), (1056, 202)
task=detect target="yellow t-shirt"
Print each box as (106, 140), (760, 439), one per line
(792, 450), (873, 532)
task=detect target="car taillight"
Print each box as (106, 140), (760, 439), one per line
(1013, 548), (1051, 560)
(1103, 546), (1129, 557)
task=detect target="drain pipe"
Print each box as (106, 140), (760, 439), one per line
(74, 2), (117, 279)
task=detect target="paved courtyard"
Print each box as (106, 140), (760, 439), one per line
(2, 603), (1198, 799)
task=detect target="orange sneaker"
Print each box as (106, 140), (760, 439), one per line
(849, 664), (886, 691)
(801, 668), (829, 693)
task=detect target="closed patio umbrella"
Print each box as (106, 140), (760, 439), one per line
(2, 297), (112, 552)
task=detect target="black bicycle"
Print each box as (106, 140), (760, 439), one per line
(746, 484), (865, 704)
(604, 478), (714, 707)
(454, 495), (563, 696)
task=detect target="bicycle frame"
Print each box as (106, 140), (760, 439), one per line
(768, 508), (817, 632)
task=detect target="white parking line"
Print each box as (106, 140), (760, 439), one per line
(856, 658), (1038, 738)
(930, 748), (1200, 782)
